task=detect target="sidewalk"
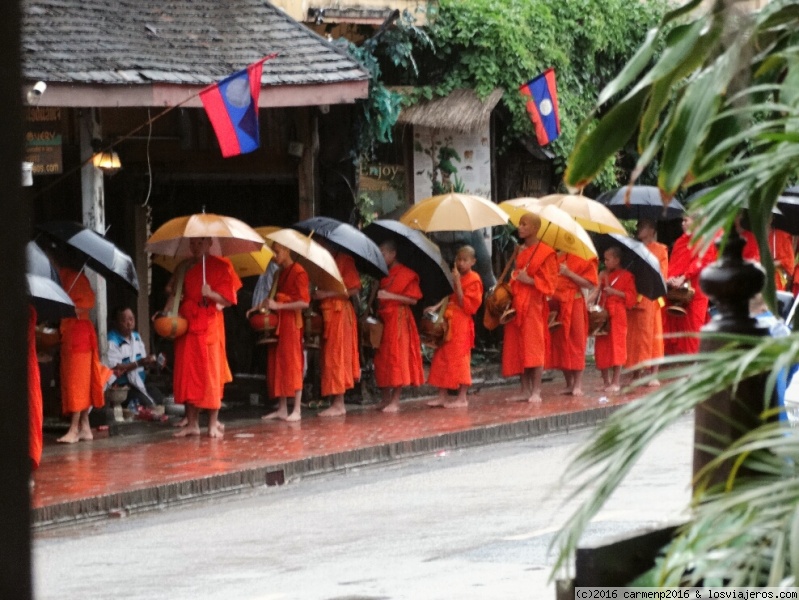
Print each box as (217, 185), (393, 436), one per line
(31, 370), (642, 530)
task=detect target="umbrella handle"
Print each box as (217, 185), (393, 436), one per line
(65, 262), (90, 295)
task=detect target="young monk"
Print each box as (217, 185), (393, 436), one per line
(165, 237), (241, 438)
(502, 212), (559, 403)
(253, 242), (310, 422)
(590, 247), (637, 393)
(315, 249), (361, 417)
(663, 215), (717, 355)
(57, 265), (112, 443)
(546, 252), (598, 396)
(28, 305), (43, 469)
(626, 219), (668, 385)
(373, 239), (424, 413)
(426, 245), (483, 408)
(768, 225), (794, 291)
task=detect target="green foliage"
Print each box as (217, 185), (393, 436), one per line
(343, 11), (432, 160)
(412, 0), (669, 190)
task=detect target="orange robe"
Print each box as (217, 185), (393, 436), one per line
(547, 255), (598, 371)
(769, 229), (794, 291)
(663, 233), (717, 355)
(174, 256), (241, 409)
(28, 306), (43, 470)
(320, 253), (361, 396)
(741, 229), (760, 262)
(594, 269), (637, 370)
(502, 242), (559, 377)
(267, 262), (310, 398)
(428, 270), (483, 389)
(626, 241), (668, 367)
(374, 262), (424, 388)
(58, 267), (111, 414)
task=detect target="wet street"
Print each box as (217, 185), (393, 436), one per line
(33, 413), (692, 600)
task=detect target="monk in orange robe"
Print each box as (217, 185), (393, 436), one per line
(590, 247), (637, 392)
(546, 253), (598, 396)
(166, 238), (241, 438)
(426, 245), (483, 408)
(373, 239), (424, 413)
(663, 216), (717, 356)
(315, 251), (361, 417)
(502, 212), (559, 403)
(735, 214), (761, 262)
(28, 305), (43, 469)
(626, 219), (669, 385)
(769, 227), (794, 291)
(252, 242), (310, 422)
(57, 266), (112, 443)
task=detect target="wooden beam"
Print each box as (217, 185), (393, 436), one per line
(26, 80), (369, 109)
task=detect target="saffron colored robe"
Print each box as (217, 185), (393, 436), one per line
(267, 262), (310, 398)
(740, 229), (760, 263)
(769, 229), (794, 291)
(374, 262), (424, 388)
(428, 270), (483, 389)
(547, 254), (598, 371)
(663, 234), (717, 355)
(502, 242), (559, 377)
(626, 241), (668, 368)
(28, 306), (43, 469)
(320, 253), (361, 396)
(173, 256), (241, 409)
(594, 268), (637, 370)
(58, 267), (111, 414)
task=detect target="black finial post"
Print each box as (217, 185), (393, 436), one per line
(693, 228), (768, 488)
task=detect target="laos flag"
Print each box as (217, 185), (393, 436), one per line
(200, 54), (277, 158)
(520, 68), (561, 146)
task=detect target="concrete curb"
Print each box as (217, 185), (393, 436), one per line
(33, 404), (621, 530)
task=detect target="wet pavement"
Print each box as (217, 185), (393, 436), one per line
(31, 369), (642, 529)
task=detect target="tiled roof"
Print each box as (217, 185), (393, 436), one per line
(22, 0), (369, 87)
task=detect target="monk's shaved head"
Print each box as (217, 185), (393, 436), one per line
(519, 212), (541, 233)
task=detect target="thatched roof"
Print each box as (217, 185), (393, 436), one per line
(396, 88), (504, 133)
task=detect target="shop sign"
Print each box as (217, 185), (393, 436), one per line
(25, 107), (63, 175)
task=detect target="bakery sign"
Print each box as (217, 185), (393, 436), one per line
(25, 107), (63, 175)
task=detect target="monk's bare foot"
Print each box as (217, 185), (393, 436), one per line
(172, 417), (188, 428)
(646, 379), (661, 388)
(208, 424), (224, 438)
(57, 431), (80, 444)
(286, 412), (301, 422)
(381, 403), (400, 413)
(319, 405), (346, 417)
(78, 429), (93, 441)
(443, 398), (468, 408)
(571, 388), (584, 397)
(427, 397), (446, 407)
(527, 393), (542, 403)
(173, 426), (201, 437)
(262, 410), (288, 421)
(604, 385), (621, 393)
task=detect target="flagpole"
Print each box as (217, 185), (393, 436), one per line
(32, 52), (279, 200)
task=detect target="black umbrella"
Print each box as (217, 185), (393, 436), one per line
(27, 274), (76, 321)
(36, 221), (139, 293)
(596, 185), (685, 221)
(363, 219), (454, 304)
(592, 233), (667, 300)
(291, 216), (388, 280)
(26, 240), (60, 281)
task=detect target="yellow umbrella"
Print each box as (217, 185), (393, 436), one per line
(265, 228), (346, 293)
(537, 193), (627, 234)
(399, 193), (509, 232)
(146, 213), (266, 257)
(498, 201), (597, 260)
(152, 245), (273, 278)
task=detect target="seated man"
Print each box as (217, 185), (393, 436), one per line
(107, 306), (164, 411)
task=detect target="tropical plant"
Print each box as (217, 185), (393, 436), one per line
(553, 0), (799, 587)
